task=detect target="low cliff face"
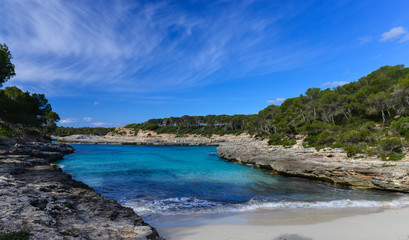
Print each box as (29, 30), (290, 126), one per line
(53, 132), (254, 146)
(217, 141), (409, 192)
(0, 142), (162, 240)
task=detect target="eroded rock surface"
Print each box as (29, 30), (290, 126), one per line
(0, 142), (162, 240)
(217, 140), (409, 192)
(53, 131), (255, 146)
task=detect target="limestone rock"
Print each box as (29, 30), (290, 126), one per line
(217, 141), (409, 192)
(0, 142), (162, 240)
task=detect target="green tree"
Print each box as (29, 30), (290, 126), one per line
(0, 43), (16, 87)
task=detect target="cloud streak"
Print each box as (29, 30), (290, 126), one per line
(321, 81), (349, 87)
(0, 0), (315, 96)
(60, 118), (79, 124)
(267, 98), (286, 104)
(380, 26), (407, 42)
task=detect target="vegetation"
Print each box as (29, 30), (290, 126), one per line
(53, 126), (115, 136)
(0, 231), (30, 240)
(124, 65), (409, 160)
(124, 114), (253, 137)
(0, 43), (60, 140)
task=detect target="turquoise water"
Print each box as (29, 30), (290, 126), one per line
(56, 144), (408, 220)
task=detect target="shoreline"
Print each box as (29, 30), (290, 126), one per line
(55, 133), (409, 193)
(156, 206), (409, 240)
(0, 141), (162, 239)
(24, 138), (409, 240)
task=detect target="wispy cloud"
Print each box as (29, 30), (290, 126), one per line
(83, 117), (92, 122)
(358, 36), (372, 45)
(60, 118), (79, 124)
(0, 0), (316, 96)
(267, 98), (286, 104)
(321, 81), (349, 87)
(91, 122), (120, 127)
(380, 26), (407, 42)
(400, 34), (409, 43)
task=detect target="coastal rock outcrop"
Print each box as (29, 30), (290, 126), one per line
(53, 132), (254, 146)
(217, 140), (409, 192)
(0, 141), (162, 239)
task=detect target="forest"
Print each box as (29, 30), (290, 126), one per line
(52, 126), (115, 136)
(123, 65), (409, 160)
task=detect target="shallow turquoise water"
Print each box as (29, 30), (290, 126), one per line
(56, 144), (408, 220)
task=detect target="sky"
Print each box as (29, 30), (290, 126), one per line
(1, 0), (409, 127)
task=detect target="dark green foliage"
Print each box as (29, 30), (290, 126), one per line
(378, 137), (403, 160)
(124, 114), (252, 136)
(53, 127), (115, 136)
(0, 87), (59, 138)
(0, 231), (30, 240)
(391, 117), (409, 139)
(0, 43), (16, 87)
(343, 145), (362, 157)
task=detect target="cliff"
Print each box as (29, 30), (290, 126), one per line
(53, 128), (254, 146)
(217, 140), (409, 192)
(0, 141), (162, 240)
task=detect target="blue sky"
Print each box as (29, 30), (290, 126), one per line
(1, 0), (409, 127)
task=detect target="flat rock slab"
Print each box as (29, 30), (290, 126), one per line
(217, 141), (409, 192)
(0, 142), (162, 240)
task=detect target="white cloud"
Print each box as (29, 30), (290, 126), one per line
(358, 36), (371, 45)
(91, 122), (120, 127)
(321, 81), (349, 87)
(400, 34), (409, 43)
(83, 117), (92, 121)
(380, 26), (407, 42)
(60, 118), (79, 124)
(267, 98), (286, 104)
(93, 101), (100, 106)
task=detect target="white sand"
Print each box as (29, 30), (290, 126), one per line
(156, 207), (409, 240)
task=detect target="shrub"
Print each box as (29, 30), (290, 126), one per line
(378, 137), (404, 160)
(391, 117), (409, 139)
(343, 145), (362, 157)
(267, 133), (283, 145)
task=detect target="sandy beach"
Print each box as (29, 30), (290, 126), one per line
(156, 207), (409, 240)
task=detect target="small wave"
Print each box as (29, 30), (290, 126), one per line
(122, 196), (409, 217)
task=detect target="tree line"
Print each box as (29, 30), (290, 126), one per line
(125, 65), (409, 160)
(53, 126), (115, 136)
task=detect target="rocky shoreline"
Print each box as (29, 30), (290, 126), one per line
(217, 140), (409, 192)
(0, 141), (162, 240)
(55, 131), (409, 193)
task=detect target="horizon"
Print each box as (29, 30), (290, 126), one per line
(1, 0), (409, 127)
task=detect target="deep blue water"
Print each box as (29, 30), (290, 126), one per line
(56, 144), (408, 220)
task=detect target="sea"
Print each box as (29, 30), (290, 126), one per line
(55, 144), (409, 224)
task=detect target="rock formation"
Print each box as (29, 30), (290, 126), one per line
(0, 141), (162, 240)
(217, 140), (409, 192)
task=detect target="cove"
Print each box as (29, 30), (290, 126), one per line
(55, 144), (407, 223)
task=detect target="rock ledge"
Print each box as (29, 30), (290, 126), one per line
(217, 140), (409, 192)
(0, 141), (162, 240)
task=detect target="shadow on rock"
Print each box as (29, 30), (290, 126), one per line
(273, 233), (313, 240)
